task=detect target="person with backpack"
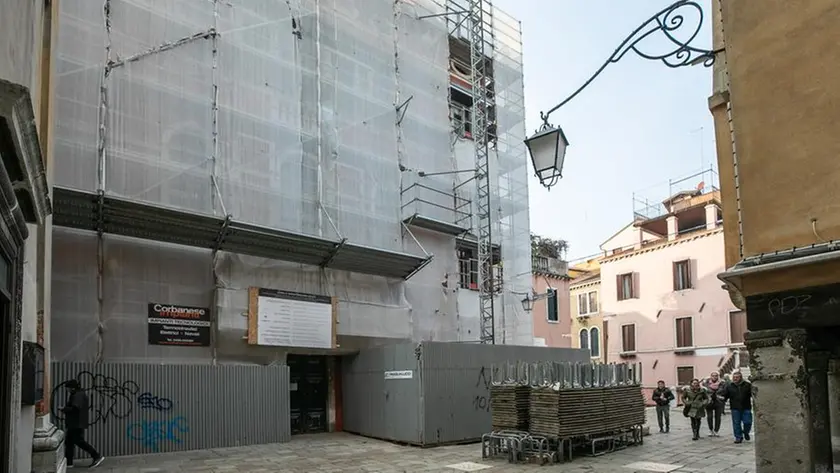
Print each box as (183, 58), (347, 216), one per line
(651, 380), (675, 433)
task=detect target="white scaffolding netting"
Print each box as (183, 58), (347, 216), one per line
(50, 0), (532, 363)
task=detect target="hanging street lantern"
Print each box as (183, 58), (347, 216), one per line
(525, 124), (568, 191)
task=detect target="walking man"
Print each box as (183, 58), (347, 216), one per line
(61, 379), (106, 468)
(651, 380), (675, 433)
(721, 370), (753, 444)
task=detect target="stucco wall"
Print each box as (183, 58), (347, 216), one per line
(719, 0), (840, 260)
(531, 274), (570, 348)
(600, 229), (737, 387)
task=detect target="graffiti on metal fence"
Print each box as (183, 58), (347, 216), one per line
(473, 366), (491, 412)
(137, 392), (174, 411)
(127, 416), (190, 452)
(473, 395), (490, 412)
(51, 371), (140, 427)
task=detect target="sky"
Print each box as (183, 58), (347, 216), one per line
(491, 0), (717, 261)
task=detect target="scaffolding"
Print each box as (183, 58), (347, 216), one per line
(632, 166), (720, 221)
(49, 0), (532, 362)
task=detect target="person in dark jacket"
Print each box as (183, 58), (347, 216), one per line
(720, 370), (753, 444)
(61, 379), (105, 468)
(682, 378), (709, 441)
(651, 380), (675, 433)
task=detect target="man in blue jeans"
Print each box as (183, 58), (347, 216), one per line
(720, 370), (753, 444)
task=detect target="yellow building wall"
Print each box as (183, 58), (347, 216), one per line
(569, 280), (605, 363)
(720, 0), (840, 258)
(713, 0), (840, 295)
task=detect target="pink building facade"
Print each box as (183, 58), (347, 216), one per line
(599, 192), (745, 401)
(532, 257), (572, 348)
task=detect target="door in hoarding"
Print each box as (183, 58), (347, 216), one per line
(288, 355), (328, 434)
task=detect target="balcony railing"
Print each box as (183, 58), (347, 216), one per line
(532, 256), (568, 276)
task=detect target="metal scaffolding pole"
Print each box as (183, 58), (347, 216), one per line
(469, 0), (495, 344)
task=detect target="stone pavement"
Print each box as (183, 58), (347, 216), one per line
(94, 409), (755, 473)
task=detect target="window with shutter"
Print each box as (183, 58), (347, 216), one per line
(547, 288), (558, 322)
(590, 327), (600, 357)
(579, 329), (589, 350)
(729, 310), (747, 344)
(675, 317), (694, 348)
(617, 273), (634, 300)
(677, 366), (695, 386)
(673, 260), (692, 291)
(621, 324), (636, 352)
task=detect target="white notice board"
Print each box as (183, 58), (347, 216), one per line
(384, 370), (413, 380)
(247, 288), (336, 349)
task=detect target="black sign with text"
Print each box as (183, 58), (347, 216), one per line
(147, 303), (212, 347)
(745, 282), (840, 331)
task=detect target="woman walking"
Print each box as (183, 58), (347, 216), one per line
(703, 371), (726, 436)
(682, 379), (710, 441)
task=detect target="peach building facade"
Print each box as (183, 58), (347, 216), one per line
(599, 191), (745, 401)
(531, 256), (571, 348)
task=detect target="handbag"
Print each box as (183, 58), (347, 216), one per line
(683, 404), (691, 417)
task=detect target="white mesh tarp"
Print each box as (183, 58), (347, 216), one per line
(51, 0), (532, 362)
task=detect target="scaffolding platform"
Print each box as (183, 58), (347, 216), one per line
(52, 186), (431, 280)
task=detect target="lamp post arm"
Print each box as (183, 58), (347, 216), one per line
(539, 0), (720, 126)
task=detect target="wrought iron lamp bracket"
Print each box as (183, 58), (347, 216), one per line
(539, 0), (722, 126)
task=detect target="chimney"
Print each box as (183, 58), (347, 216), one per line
(667, 215), (678, 241)
(705, 204), (719, 230)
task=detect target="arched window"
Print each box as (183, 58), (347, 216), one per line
(579, 329), (589, 350)
(590, 327), (601, 358)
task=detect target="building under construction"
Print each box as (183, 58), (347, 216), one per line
(48, 0), (530, 435)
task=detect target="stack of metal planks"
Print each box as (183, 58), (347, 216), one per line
(529, 384), (645, 438)
(490, 384), (531, 431)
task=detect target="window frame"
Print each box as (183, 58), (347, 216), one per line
(589, 326), (600, 358)
(673, 259), (692, 291)
(577, 292), (589, 316)
(578, 290), (598, 315)
(546, 288), (559, 323)
(578, 328), (589, 350)
(587, 290), (599, 314)
(616, 272), (635, 301)
(676, 365), (695, 387)
(674, 316), (695, 349)
(728, 309), (747, 345)
(620, 323), (636, 353)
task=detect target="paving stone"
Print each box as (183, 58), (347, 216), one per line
(96, 408), (755, 472)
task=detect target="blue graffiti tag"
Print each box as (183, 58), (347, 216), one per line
(137, 392), (174, 411)
(127, 417), (189, 452)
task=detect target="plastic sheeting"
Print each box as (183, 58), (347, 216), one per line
(50, 0), (532, 363)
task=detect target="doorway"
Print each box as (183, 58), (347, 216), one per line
(0, 254), (13, 470)
(288, 355), (328, 434)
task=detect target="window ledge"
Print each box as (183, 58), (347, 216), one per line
(619, 351), (637, 358)
(546, 319), (561, 324)
(674, 346), (696, 353)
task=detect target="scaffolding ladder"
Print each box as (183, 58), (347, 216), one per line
(468, 0), (496, 344)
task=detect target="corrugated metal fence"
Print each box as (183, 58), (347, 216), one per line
(51, 363), (291, 458)
(342, 342), (592, 446)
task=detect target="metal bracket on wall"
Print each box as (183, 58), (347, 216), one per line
(213, 214), (232, 253)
